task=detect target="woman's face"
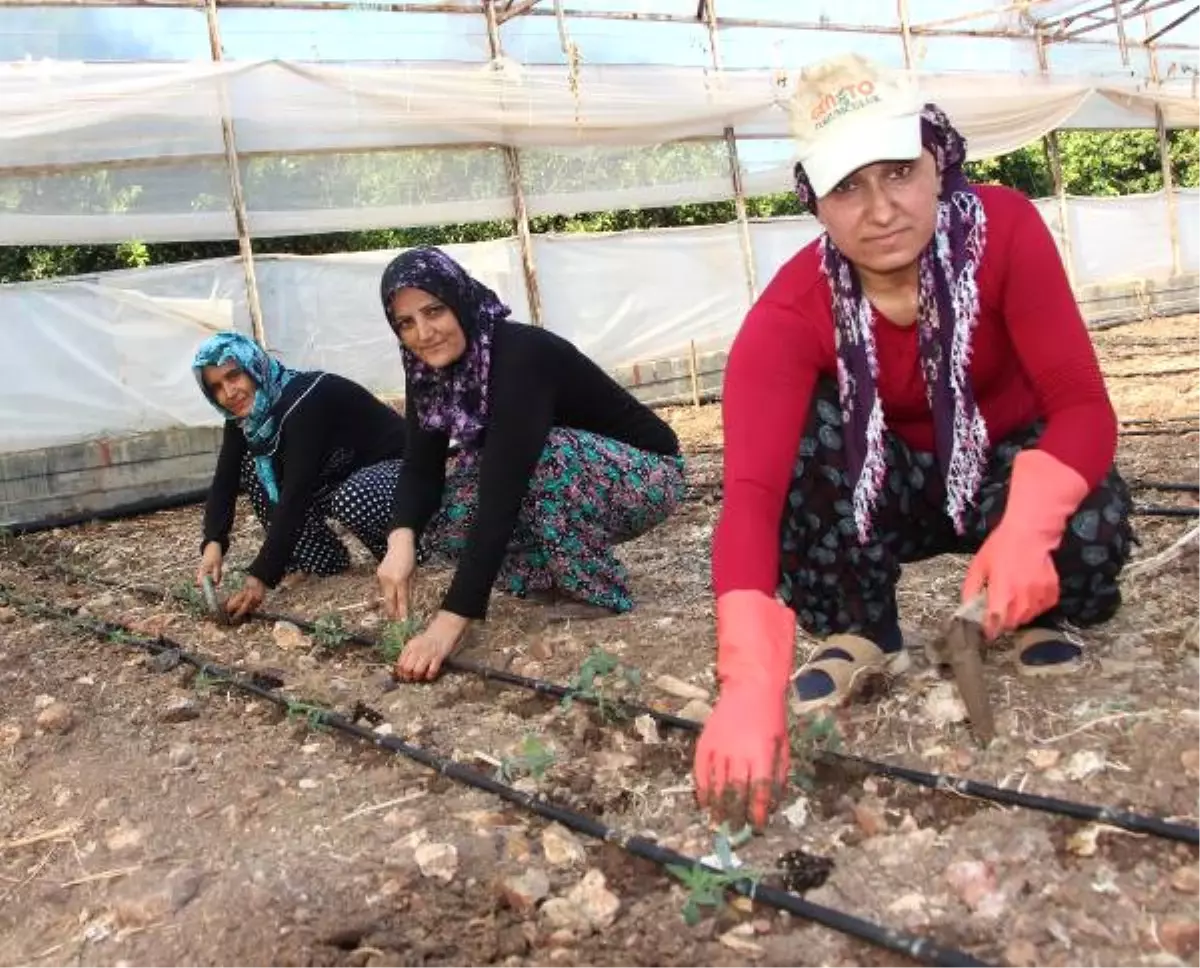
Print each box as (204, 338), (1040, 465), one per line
(816, 149), (942, 277)
(389, 286), (468, 369)
(203, 360), (256, 419)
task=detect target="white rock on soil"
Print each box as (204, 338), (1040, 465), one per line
(633, 714), (661, 745)
(719, 923), (763, 955)
(1181, 748), (1200, 779)
(571, 869), (620, 930)
(272, 621), (308, 651)
(944, 859), (1002, 915)
(414, 841), (458, 881)
(1171, 865), (1200, 893)
(541, 824), (587, 867)
(0, 722), (22, 747)
(653, 674), (709, 702)
(36, 701), (74, 735)
(1064, 749), (1106, 781)
(105, 824), (145, 852)
(782, 796), (810, 830)
(33, 694), (56, 711)
(922, 683), (967, 726)
(160, 696), (200, 724)
(539, 898), (585, 933)
(167, 743), (196, 769)
(1024, 748), (1060, 771)
(500, 867), (551, 913)
(677, 698), (713, 723)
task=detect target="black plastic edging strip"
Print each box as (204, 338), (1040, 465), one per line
(16, 557), (1200, 848)
(1131, 481), (1200, 493)
(3, 488), (209, 536)
(0, 583), (990, 968)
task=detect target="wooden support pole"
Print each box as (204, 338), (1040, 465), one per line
(898, 0), (915, 68)
(688, 340), (701, 408)
(483, 0), (545, 326)
(205, 0), (268, 348)
(1155, 105), (1182, 277)
(702, 0), (758, 304)
(1036, 31), (1078, 289)
(1111, 0), (1131, 65)
(1148, 40), (1182, 277)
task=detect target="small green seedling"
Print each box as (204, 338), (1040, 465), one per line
(560, 647), (642, 721)
(789, 713), (843, 792)
(378, 618), (422, 663)
(171, 579), (209, 617)
(667, 823), (762, 925)
(285, 700), (329, 732)
(312, 612), (350, 650)
(494, 733), (557, 784)
(193, 669), (222, 695)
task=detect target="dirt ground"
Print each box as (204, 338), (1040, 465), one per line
(0, 314), (1197, 968)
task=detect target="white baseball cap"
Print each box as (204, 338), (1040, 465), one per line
(787, 53), (925, 199)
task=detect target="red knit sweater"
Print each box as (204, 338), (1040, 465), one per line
(712, 184), (1117, 599)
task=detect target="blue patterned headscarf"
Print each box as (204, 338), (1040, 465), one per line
(379, 247), (511, 448)
(192, 332), (299, 503)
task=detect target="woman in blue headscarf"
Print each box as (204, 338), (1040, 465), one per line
(193, 332), (408, 620)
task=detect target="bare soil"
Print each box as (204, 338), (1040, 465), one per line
(1, 314), (1197, 967)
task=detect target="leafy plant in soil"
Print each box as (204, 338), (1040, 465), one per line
(313, 612), (351, 650)
(560, 647), (642, 721)
(171, 579), (209, 618)
(789, 712), (843, 792)
(666, 822), (763, 925)
(377, 618), (422, 663)
(493, 733), (557, 784)
(286, 700), (330, 732)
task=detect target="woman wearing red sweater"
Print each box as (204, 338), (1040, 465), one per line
(695, 54), (1132, 828)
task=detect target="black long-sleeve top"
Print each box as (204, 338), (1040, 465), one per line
(390, 321), (679, 620)
(202, 373), (407, 587)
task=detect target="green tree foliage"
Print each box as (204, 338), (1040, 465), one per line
(1, 130), (1196, 284)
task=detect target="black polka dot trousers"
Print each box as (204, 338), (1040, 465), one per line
(238, 457), (402, 576)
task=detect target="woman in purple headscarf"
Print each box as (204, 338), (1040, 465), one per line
(695, 54), (1132, 831)
(376, 246), (686, 681)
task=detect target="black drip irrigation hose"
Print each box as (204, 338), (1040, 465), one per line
(1132, 481), (1200, 493)
(1135, 505), (1199, 518)
(12, 552), (1200, 847)
(0, 584), (991, 968)
(252, 610), (1200, 847)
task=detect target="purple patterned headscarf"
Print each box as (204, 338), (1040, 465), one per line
(794, 103), (990, 543)
(380, 246), (511, 447)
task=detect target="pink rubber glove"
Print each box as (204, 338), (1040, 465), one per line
(694, 589), (795, 830)
(963, 448), (1091, 640)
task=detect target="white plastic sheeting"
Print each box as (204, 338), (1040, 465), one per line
(2, 190), (1193, 454)
(0, 59), (1195, 243)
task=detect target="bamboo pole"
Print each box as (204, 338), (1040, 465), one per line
(1036, 31), (1078, 290)
(688, 340), (701, 407)
(1148, 40), (1182, 275)
(1111, 0), (1132, 64)
(702, 0), (758, 304)
(1058, 0), (1182, 39)
(0, 0), (1042, 40)
(898, 0), (915, 68)
(205, 0), (268, 348)
(1148, 43), (1183, 277)
(483, 0), (544, 327)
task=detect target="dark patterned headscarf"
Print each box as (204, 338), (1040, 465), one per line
(794, 103), (989, 543)
(379, 247), (512, 447)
